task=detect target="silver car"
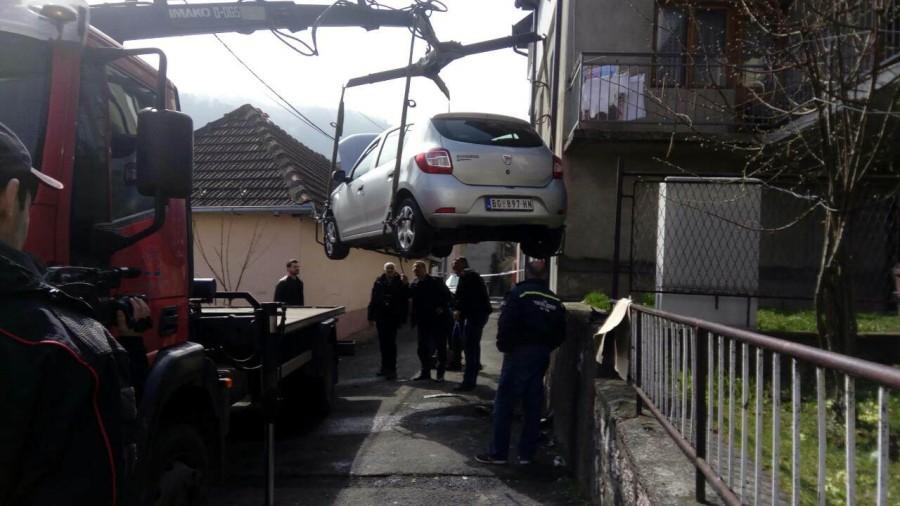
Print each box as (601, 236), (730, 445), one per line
(323, 113), (566, 259)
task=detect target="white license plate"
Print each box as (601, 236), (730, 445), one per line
(485, 198), (534, 212)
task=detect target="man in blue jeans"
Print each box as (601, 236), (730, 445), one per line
(450, 257), (492, 391)
(476, 260), (566, 465)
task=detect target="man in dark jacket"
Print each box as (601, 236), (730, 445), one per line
(476, 260), (566, 465)
(451, 257), (492, 391)
(367, 262), (409, 380)
(0, 123), (147, 505)
(274, 258), (304, 305)
(409, 260), (453, 382)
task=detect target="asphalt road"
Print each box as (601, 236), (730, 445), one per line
(209, 314), (586, 505)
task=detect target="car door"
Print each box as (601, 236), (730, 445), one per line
(359, 128), (402, 235)
(334, 137), (380, 238)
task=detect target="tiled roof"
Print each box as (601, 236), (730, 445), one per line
(192, 104), (332, 207)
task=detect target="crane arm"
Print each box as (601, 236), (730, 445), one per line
(89, 0), (423, 43)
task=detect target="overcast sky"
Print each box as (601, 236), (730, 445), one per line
(92, 0), (533, 131)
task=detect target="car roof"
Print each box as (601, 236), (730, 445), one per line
(431, 112), (531, 126)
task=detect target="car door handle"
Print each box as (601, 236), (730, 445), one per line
(356, 185), (364, 193)
(386, 171), (394, 179)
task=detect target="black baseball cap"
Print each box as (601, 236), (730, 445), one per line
(0, 122), (63, 190)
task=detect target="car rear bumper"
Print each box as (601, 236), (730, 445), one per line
(412, 179), (567, 229)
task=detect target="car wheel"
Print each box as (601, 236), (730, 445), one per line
(393, 198), (432, 258)
(148, 423), (210, 506)
(324, 216), (350, 260)
(521, 229), (563, 258)
(430, 244), (453, 258)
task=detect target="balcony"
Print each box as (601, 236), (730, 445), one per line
(565, 52), (764, 144)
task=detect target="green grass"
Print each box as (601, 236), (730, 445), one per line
(582, 291), (611, 311)
(704, 376), (900, 505)
(757, 309), (900, 334)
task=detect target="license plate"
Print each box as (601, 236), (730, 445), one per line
(485, 198), (534, 212)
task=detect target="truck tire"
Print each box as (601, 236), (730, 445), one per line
(149, 423), (210, 506)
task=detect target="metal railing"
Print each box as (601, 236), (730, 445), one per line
(566, 52), (757, 137)
(628, 303), (899, 505)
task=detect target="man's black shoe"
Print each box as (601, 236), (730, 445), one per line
(435, 372), (445, 383)
(454, 384), (476, 392)
(475, 454), (507, 465)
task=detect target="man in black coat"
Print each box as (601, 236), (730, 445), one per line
(451, 257), (492, 391)
(367, 262), (409, 380)
(274, 258), (304, 305)
(476, 260), (566, 466)
(409, 260), (453, 382)
(0, 123), (149, 505)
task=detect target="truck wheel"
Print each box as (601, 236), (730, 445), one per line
(521, 229), (563, 258)
(149, 423), (210, 506)
(393, 198), (432, 258)
(324, 217), (350, 260)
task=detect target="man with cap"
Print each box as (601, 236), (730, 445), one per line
(0, 122), (149, 505)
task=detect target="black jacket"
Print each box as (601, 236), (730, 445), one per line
(410, 275), (452, 327)
(274, 275), (304, 306)
(453, 270), (492, 320)
(0, 242), (136, 506)
(496, 278), (566, 353)
(367, 274), (409, 326)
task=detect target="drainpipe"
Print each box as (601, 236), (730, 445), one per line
(549, 0), (563, 153)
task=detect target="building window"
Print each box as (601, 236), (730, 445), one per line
(655, 3), (730, 87)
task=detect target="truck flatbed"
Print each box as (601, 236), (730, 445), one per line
(200, 306), (345, 333)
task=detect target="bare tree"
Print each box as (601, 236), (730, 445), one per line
(643, 0), (900, 354)
(194, 215), (273, 294)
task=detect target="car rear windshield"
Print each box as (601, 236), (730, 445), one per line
(432, 117), (543, 148)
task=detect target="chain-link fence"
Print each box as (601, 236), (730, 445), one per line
(618, 175), (899, 308)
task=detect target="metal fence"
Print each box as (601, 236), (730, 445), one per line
(614, 172), (900, 307)
(628, 303), (900, 505)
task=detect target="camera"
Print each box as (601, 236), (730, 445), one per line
(43, 266), (152, 332)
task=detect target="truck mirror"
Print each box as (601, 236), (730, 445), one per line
(137, 108), (193, 198)
(332, 170), (348, 184)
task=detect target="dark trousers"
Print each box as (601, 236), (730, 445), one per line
(376, 321), (398, 374)
(489, 345), (551, 460)
(448, 321), (463, 367)
(416, 321), (449, 375)
(461, 315), (487, 387)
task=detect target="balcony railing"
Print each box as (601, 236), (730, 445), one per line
(566, 53), (765, 139)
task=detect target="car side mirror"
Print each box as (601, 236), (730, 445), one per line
(332, 170), (348, 184)
(137, 108), (193, 198)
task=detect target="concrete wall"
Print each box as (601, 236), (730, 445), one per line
(192, 212), (414, 340)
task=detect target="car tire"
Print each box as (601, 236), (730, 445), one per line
(324, 216), (350, 260)
(148, 423), (210, 506)
(393, 198), (432, 258)
(430, 244), (453, 258)
(521, 228), (563, 258)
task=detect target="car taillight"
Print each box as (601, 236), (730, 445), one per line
(552, 155), (563, 180)
(415, 149), (453, 174)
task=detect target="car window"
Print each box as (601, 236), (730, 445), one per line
(376, 129), (400, 167)
(350, 139), (380, 180)
(432, 118), (543, 147)
(376, 125), (413, 167)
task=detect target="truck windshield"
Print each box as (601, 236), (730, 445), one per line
(0, 33), (51, 166)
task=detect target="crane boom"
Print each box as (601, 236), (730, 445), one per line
(90, 0), (423, 43)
